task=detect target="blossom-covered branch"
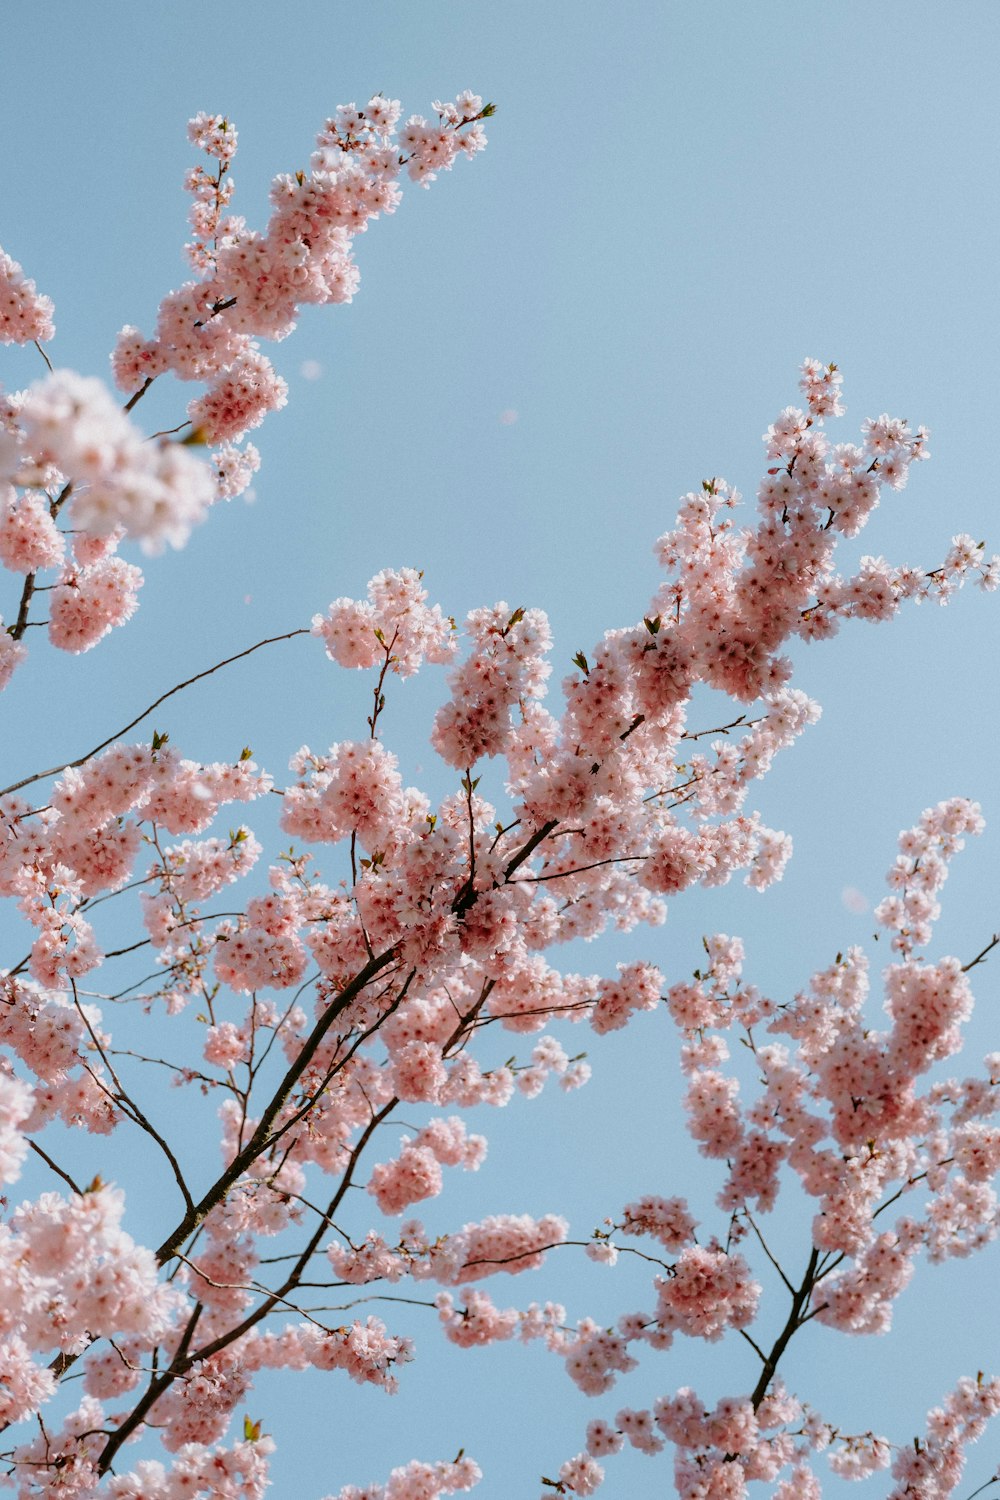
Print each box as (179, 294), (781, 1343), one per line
(0, 86), (998, 1500)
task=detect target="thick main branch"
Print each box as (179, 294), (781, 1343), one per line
(749, 1245), (820, 1411)
(154, 946), (399, 1264)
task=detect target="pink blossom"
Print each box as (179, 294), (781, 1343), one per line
(0, 247), (55, 344)
(0, 488), (64, 573)
(48, 555), (143, 652)
(655, 1247), (760, 1342)
(188, 347), (288, 443)
(556, 1453), (604, 1495)
(314, 568), (456, 678)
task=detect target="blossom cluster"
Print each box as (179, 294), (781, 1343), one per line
(313, 567), (457, 678)
(0, 95), (488, 687)
(0, 249), (54, 347)
(110, 92), (489, 490)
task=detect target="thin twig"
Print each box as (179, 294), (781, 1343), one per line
(511, 851), (647, 884)
(963, 934), (1000, 973)
(0, 627), (311, 799)
(743, 1208), (795, 1295)
(28, 1140), (83, 1195)
(738, 1328), (769, 1364)
(70, 979), (195, 1217)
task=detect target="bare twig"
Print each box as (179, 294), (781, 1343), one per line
(27, 1140), (83, 1195)
(963, 934), (1000, 974)
(0, 628), (311, 799)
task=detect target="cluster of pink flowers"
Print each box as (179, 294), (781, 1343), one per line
(589, 960), (663, 1035)
(0, 487), (64, 573)
(323, 1453), (482, 1500)
(187, 347), (287, 445)
(512, 788), (996, 1496)
(0, 97), (489, 693)
(433, 1211), (569, 1284)
(49, 551), (144, 652)
(564, 1380), (926, 1498)
(9, 1410), (275, 1500)
(618, 1195), (698, 1251)
(0, 1072), (32, 1184)
(0, 627), (26, 690)
(11, 369), (216, 552)
(432, 603), (552, 767)
(282, 739), (406, 850)
(0, 1184), (182, 1431)
(798, 357), (844, 419)
(560, 1322), (639, 1397)
(367, 1118), (486, 1216)
(402, 91), (489, 183)
(0, 248), (54, 346)
(0, 741), (270, 1000)
(434, 1288), (520, 1348)
(110, 93), (488, 505)
(653, 1246), (760, 1343)
(183, 112), (239, 272)
(313, 567), (457, 677)
(886, 1374), (1000, 1498)
(875, 796), (985, 954)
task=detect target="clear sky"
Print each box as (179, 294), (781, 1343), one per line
(2, 3), (999, 1495)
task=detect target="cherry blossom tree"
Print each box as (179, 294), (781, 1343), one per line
(0, 92), (998, 1500)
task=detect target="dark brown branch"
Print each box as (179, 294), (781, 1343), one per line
(502, 819), (558, 882)
(9, 574), (35, 642)
(153, 946), (399, 1265)
(749, 1246), (820, 1410)
(180, 1098), (396, 1368)
(27, 1140), (83, 1195)
(94, 1303), (201, 1474)
(511, 852), (647, 884)
(123, 376), (154, 413)
(99, 973), (500, 1464)
(963, 933), (1000, 973)
(98, 1094), (398, 1475)
(738, 1327), (769, 1364)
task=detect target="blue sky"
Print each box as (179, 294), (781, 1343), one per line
(2, 3), (999, 1495)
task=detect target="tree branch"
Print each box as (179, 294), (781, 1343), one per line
(0, 628), (311, 800)
(153, 946), (400, 1265)
(749, 1245), (820, 1410)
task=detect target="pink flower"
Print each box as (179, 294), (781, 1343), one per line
(0, 247), (55, 344)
